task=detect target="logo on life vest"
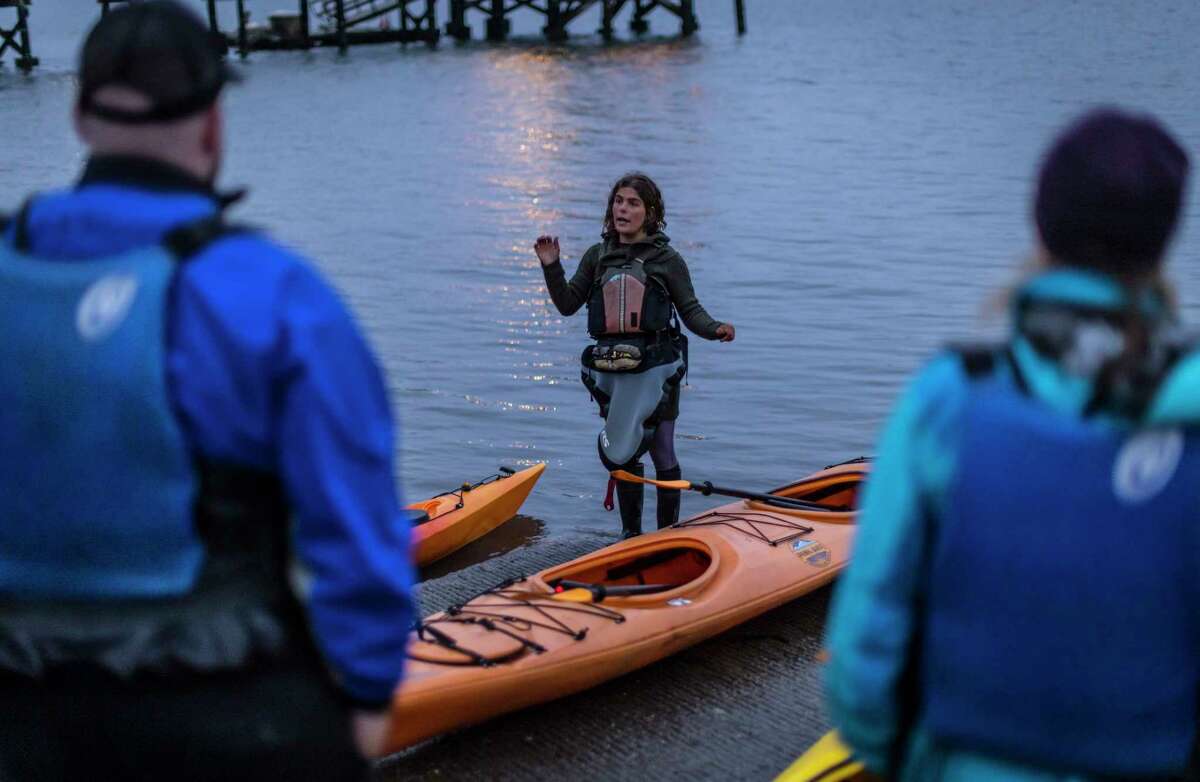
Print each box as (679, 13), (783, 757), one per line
(77, 274), (139, 342)
(1112, 428), (1184, 504)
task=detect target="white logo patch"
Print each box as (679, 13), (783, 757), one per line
(76, 274), (139, 342)
(1112, 429), (1184, 504)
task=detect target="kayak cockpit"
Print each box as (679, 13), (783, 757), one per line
(773, 476), (860, 510)
(749, 460), (870, 522)
(541, 541), (717, 601)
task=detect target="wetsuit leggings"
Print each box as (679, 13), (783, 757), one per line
(0, 656), (367, 782)
(649, 419), (678, 472)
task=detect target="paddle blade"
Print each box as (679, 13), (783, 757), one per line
(550, 588), (595, 603)
(774, 731), (865, 782)
(610, 469), (691, 490)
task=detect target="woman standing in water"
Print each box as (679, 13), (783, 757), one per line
(535, 173), (734, 538)
(826, 108), (1197, 780)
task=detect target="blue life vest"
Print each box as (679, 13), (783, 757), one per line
(0, 212), (306, 678)
(922, 368), (1200, 776)
(0, 230), (200, 598)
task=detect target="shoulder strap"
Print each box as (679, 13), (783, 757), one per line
(949, 343), (1031, 395)
(951, 344), (998, 379)
(10, 197), (35, 253)
(162, 214), (254, 262)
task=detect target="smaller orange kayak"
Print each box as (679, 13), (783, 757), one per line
(409, 464), (546, 567)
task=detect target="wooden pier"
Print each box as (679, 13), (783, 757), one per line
(17, 0), (747, 71)
(225, 0), (709, 53)
(0, 0), (37, 72)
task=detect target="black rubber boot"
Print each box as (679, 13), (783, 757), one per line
(616, 462), (644, 539)
(655, 465), (682, 529)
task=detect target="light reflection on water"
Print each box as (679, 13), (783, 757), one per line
(4, 1), (1200, 556)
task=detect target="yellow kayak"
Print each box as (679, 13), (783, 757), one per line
(774, 731), (866, 782)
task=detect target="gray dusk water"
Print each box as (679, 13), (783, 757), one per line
(4, 0), (1200, 548)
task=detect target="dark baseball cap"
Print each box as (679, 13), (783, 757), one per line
(78, 0), (240, 125)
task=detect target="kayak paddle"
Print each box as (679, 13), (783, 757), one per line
(610, 470), (833, 512)
(550, 580), (674, 603)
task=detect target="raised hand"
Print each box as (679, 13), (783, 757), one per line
(534, 235), (561, 267)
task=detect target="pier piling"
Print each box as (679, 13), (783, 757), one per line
(485, 0), (508, 42)
(598, 0), (623, 41)
(235, 0), (248, 57)
(446, 0), (469, 40)
(544, 0), (566, 43)
(0, 0), (37, 71)
(680, 0), (697, 36)
(629, 0), (648, 35)
(334, 0), (347, 52)
(298, 0), (312, 47)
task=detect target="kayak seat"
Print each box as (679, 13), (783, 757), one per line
(403, 507), (432, 526)
(406, 497), (455, 523)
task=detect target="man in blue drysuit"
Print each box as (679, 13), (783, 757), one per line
(0, 3), (412, 779)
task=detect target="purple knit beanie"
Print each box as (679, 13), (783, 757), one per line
(1035, 107), (1189, 275)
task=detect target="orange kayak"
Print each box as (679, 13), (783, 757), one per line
(386, 458), (866, 752)
(409, 463), (546, 567)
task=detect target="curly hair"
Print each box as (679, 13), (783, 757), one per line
(602, 172), (666, 240)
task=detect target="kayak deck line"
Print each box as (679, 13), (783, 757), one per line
(674, 509), (815, 547)
(410, 580), (627, 667)
(398, 553), (846, 702)
(415, 466), (518, 521)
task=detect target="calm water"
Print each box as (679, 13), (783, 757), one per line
(4, 1), (1200, 544)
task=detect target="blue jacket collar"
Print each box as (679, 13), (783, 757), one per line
(9, 157), (243, 261)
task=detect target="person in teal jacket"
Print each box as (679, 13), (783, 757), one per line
(825, 108), (1198, 781)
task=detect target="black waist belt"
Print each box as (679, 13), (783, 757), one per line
(0, 575), (304, 679)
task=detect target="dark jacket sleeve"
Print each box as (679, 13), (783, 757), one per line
(661, 253), (723, 340)
(542, 244), (601, 316)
